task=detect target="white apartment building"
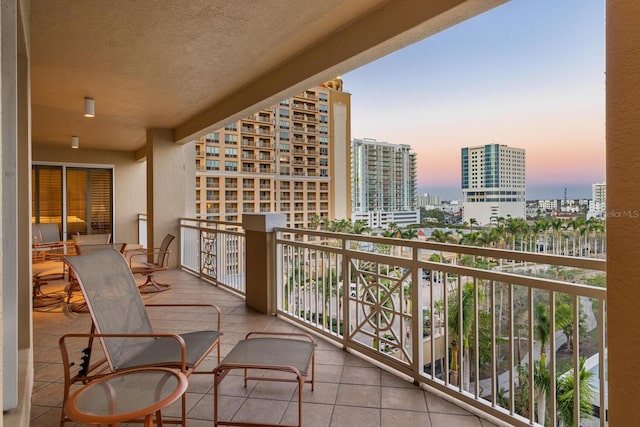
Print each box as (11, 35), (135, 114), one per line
(194, 78), (351, 228)
(416, 193), (442, 207)
(351, 138), (418, 229)
(461, 144), (526, 225)
(589, 182), (607, 219)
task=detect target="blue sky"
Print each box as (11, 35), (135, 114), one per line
(343, 0), (605, 201)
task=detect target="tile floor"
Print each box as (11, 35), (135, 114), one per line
(30, 267), (501, 427)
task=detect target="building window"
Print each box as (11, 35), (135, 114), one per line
(319, 126), (328, 134)
(206, 160), (219, 170)
(224, 147), (238, 157)
(225, 161), (238, 171)
(319, 147), (328, 155)
(280, 99), (290, 106)
(319, 136), (328, 145)
(318, 93), (328, 101)
(279, 143), (290, 152)
(279, 120), (290, 129)
(225, 134), (238, 144)
(319, 115), (328, 123)
(206, 146), (219, 156)
(279, 108), (289, 117)
(279, 132), (290, 141)
(318, 104), (328, 113)
(320, 169), (328, 177)
(205, 132), (219, 143)
(224, 122), (237, 131)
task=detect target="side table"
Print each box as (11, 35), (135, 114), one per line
(64, 367), (188, 427)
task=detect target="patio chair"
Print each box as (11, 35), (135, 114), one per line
(59, 248), (222, 427)
(32, 223), (72, 261)
(126, 233), (175, 293)
(32, 261), (65, 308)
(71, 232), (112, 245)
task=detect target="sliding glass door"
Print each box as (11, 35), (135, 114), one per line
(32, 165), (113, 239)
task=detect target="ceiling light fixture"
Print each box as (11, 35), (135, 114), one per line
(71, 135), (79, 149)
(84, 97), (95, 117)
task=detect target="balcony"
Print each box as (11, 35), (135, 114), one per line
(31, 267), (491, 427)
(8, 2), (635, 426)
(125, 218), (608, 427)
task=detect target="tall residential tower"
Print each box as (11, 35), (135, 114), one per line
(461, 144), (526, 225)
(194, 79), (351, 228)
(351, 138), (418, 229)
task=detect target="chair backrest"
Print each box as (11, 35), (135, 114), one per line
(72, 233), (111, 244)
(156, 234), (175, 267)
(33, 223), (61, 244)
(64, 249), (155, 370)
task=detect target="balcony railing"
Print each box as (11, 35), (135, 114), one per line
(179, 218), (246, 295)
(177, 221), (608, 427)
(273, 229), (607, 427)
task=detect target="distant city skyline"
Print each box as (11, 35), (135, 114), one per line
(343, 0), (605, 201)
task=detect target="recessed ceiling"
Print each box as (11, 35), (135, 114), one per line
(30, 0), (506, 152)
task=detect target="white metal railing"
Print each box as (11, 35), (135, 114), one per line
(179, 218), (246, 294)
(137, 213), (147, 246)
(274, 228), (607, 427)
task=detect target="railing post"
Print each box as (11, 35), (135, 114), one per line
(242, 213), (286, 314)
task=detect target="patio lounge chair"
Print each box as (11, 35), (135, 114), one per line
(126, 233), (175, 293)
(59, 248), (222, 426)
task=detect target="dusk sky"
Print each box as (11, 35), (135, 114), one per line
(343, 0), (605, 201)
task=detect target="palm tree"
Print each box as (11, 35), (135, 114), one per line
(550, 218), (564, 255)
(400, 227), (417, 240)
(352, 219), (371, 235)
(533, 302), (551, 424)
(533, 218), (551, 253)
(556, 358), (595, 426)
(567, 217), (584, 256)
(429, 229), (455, 243)
(448, 282), (481, 389)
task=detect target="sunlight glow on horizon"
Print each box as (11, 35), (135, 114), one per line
(344, 0), (605, 199)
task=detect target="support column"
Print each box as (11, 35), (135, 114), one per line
(607, 1), (640, 424)
(146, 129), (195, 268)
(242, 213), (286, 314)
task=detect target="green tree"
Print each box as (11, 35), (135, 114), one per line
(448, 282), (482, 389)
(533, 302), (551, 424)
(556, 358), (595, 426)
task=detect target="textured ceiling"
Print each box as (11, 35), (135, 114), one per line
(30, 0), (506, 152)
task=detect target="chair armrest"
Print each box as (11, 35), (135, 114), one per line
(126, 248), (171, 266)
(59, 332), (188, 375)
(145, 303), (222, 331)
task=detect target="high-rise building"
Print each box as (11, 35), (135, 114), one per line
(588, 182), (606, 219)
(351, 138), (418, 229)
(194, 78), (351, 228)
(461, 143), (526, 225)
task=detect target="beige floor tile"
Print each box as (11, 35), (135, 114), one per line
(232, 398), (290, 425)
(330, 405), (380, 427)
(282, 402), (334, 427)
(314, 362), (344, 383)
(381, 386), (428, 411)
(429, 413), (483, 426)
(248, 378), (297, 400)
(292, 381), (339, 404)
(425, 392), (473, 415)
(381, 408), (431, 426)
(335, 383), (380, 408)
(340, 365), (381, 385)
